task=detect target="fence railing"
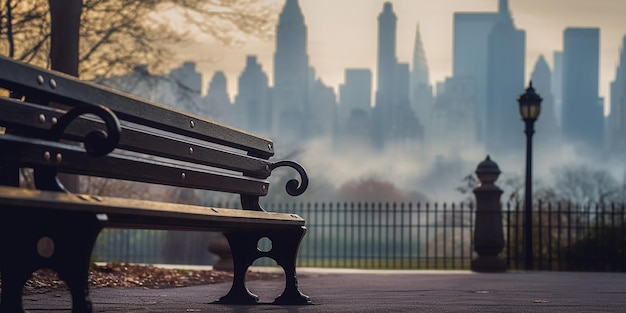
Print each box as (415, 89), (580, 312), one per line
(92, 201), (626, 272)
(503, 201), (626, 272)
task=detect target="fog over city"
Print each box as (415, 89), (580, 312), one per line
(102, 0), (626, 204)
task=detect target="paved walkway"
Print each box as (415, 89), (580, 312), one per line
(22, 268), (626, 312)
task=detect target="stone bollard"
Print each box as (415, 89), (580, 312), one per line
(471, 155), (507, 272)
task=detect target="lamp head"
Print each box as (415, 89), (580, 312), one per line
(518, 81), (542, 121)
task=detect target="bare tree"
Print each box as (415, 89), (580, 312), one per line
(1, 0), (278, 79)
(549, 165), (620, 205)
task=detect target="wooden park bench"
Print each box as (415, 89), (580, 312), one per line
(0, 55), (311, 312)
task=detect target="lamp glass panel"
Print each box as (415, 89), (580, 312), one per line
(530, 103), (541, 119)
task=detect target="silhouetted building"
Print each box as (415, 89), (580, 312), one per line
(485, 0), (525, 155)
(375, 1), (397, 110)
(410, 23), (434, 139)
(453, 6), (499, 144)
(431, 77), (478, 150)
(552, 51), (564, 127)
(272, 0), (310, 142)
(337, 69), (373, 150)
(391, 63), (423, 148)
(339, 69), (372, 116)
(562, 27), (604, 153)
(609, 36), (626, 157)
(373, 1), (398, 148)
(233, 55), (271, 135)
(530, 55), (561, 153)
(308, 68), (337, 139)
(372, 2), (422, 149)
(203, 71), (232, 123)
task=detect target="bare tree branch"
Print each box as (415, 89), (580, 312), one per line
(0, 0), (278, 80)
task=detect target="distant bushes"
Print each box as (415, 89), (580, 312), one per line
(564, 223), (626, 272)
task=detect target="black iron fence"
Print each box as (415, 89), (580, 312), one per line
(92, 201), (626, 272)
(503, 201), (626, 272)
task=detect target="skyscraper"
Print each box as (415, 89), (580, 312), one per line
(375, 1), (397, 110)
(272, 0), (309, 140)
(530, 55), (560, 152)
(338, 69), (373, 149)
(562, 27), (604, 152)
(485, 0), (526, 155)
(339, 69), (372, 117)
(431, 77), (478, 150)
(552, 51), (564, 127)
(204, 71), (233, 124)
(410, 23), (434, 139)
(372, 1), (398, 148)
(372, 2), (422, 149)
(453, 7), (499, 143)
(609, 36), (626, 156)
(234, 55), (271, 134)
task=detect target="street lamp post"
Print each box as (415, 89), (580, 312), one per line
(517, 81), (542, 271)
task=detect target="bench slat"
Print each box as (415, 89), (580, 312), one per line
(0, 186), (304, 232)
(0, 55), (274, 158)
(0, 98), (271, 178)
(0, 134), (269, 196)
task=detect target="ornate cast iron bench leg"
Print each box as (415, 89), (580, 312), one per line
(218, 227), (310, 305)
(271, 227), (310, 305)
(217, 231), (261, 304)
(0, 210), (104, 313)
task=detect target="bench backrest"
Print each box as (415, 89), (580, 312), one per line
(0, 55), (307, 211)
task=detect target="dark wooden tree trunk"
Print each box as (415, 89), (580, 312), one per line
(48, 0), (82, 192)
(48, 0), (81, 76)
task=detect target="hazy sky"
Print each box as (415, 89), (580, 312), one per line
(174, 0), (626, 115)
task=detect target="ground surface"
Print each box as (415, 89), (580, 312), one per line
(0, 263), (281, 295)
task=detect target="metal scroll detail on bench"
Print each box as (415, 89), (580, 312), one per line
(241, 160), (309, 211)
(34, 104), (122, 192)
(270, 160), (309, 196)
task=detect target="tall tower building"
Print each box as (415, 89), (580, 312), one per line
(485, 0), (526, 155)
(339, 69), (372, 119)
(338, 69), (373, 149)
(530, 55), (560, 153)
(373, 1), (398, 148)
(552, 51), (564, 127)
(204, 71), (232, 123)
(453, 7), (499, 144)
(375, 1), (398, 109)
(562, 28), (603, 153)
(272, 0), (309, 141)
(431, 77), (478, 150)
(372, 2), (422, 149)
(410, 23), (433, 140)
(609, 36), (626, 156)
(234, 55), (271, 134)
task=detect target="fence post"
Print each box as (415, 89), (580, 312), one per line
(471, 155), (507, 272)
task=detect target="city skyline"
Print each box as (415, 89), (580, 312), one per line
(171, 0), (626, 116)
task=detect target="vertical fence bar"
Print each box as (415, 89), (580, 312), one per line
(515, 202), (521, 270)
(547, 202), (553, 271)
(408, 202), (413, 269)
(557, 202), (562, 271)
(392, 203), (397, 269)
(434, 202), (439, 269)
(538, 200), (543, 270)
(353, 202), (360, 268)
(364, 202), (369, 269)
(426, 202), (430, 269)
(417, 202), (422, 269)
(377, 202), (382, 269)
(442, 203), (447, 269)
